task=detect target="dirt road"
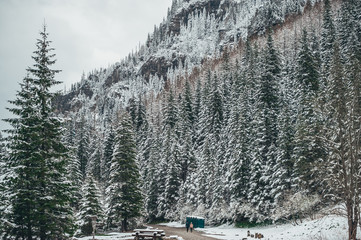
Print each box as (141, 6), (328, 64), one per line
(147, 224), (221, 240)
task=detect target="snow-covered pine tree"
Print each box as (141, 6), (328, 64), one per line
(256, 31), (281, 219)
(77, 115), (90, 179)
(293, 28), (325, 195)
(136, 95), (148, 133)
(209, 73), (224, 142)
(179, 79), (195, 183)
(106, 112), (143, 232)
(86, 132), (102, 181)
(320, 0), (335, 86)
(164, 126), (182, 220)
(163, 88), (178, 130)
(338, 0), (361, 63)
(260, 30), (281, 149)
(77, 176), (105, 236)
(193, 78), (202, 127)
(271, 42), (298, 211)
(178, 99), (197, 212)
(194, 70), (212, 152)
(136, 95), (152, 182)
(272, 104), (295, 207)
(0, 133), (9, 235)
(3, 25), (75, 239)
(64, 118), (83, 208)
(128, 97), (138, 127)
(297, 29), (319, 92)
(156, 130), (170, 220)
(205, 72), (227, 222)
(0, 133), (5, 169)
(144, 126), (162, 222)
(195, 138), (213, 216)
(102, 126), (115, 183)
(229, 41), (254, 209)
(220, 46), (233, 122)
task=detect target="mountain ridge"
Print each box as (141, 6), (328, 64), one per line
(55, 0), (323, 124)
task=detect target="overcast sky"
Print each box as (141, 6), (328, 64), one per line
(0, 0), (172, 133)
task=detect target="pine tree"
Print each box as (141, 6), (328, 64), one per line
(135, 95), (151, 182)
(179, 79), (196, 182)
(77, 115), (90, 179)
(106, 112), (143, 232)
(163, 88), (178, 130)
(0, 133), (6, 170)
(229, 78), (252, 206)
(320, 0), (335, 85)
(250, 31), (281, 219)
(3, 24), (75, 239)
(260, 30), (281, 147)
(86, 133), (102, 181)
(221, 47), (233, 121)
(64, 119), (83, 208)
(297, 29), (319, 92)
(77, 176), (105, 236)
(293, 28), (325, 195)
(136, 95), (148, 136)
(272, 104), (295, 205)
(209, 73), (224, 141)
(0, 133), (9, 235)
(193, 78), (202, 126)
(128, 97), (138, 127)
(164, 127), (182, 220)
(144, 127), (162, 222)
(194, 70), (212, 152)
(102, 127), (115, 183)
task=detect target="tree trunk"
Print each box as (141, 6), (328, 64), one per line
(347, 201), (359, 240)
(122, 218), (128, 232)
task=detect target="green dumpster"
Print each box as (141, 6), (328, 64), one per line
(186, 216), (205, 228)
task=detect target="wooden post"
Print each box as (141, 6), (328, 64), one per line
(135, 232), (140, 240)
(153, 232), (157, 240)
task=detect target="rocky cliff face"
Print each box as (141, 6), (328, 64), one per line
(54, 0), (322, 124)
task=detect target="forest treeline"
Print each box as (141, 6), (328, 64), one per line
(1, 0), (361, 239)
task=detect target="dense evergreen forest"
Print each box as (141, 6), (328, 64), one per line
(1, 0), (361, 239)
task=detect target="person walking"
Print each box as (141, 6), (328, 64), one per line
(190, 222), (194, 233)
(186, 220), (190, 232)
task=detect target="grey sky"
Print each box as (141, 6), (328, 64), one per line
(0, 0), (172, 132)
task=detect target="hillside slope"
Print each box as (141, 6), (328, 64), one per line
(55, 0), (322, 125)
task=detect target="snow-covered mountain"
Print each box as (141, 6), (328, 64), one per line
(54, 0), (322, 124)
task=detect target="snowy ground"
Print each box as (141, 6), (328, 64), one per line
(76, 215), (357, 240)
(75, 230), (184, 240)
(75, 232), (133, 240)
(160, 215), (358, 240)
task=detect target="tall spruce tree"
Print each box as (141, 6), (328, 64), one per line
(293, 28), (325, 194)
(144, 126), (162, 222)
(106, 112), (143, 232)
(253, 31), (281, 218)
(3, 25), (75, 239)
(0, 133), (9, 235)
(102, 127), (115, 183)
(297, 29), (319, 92)
(77, 115), (90, 179)
(320, 0), (335, 86)
(77, 176), (105, 236)
(86, 133), (102, 181)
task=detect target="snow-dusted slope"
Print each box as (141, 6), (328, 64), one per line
(55, 0), (322, 124)
(159, 214), (355, 240)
